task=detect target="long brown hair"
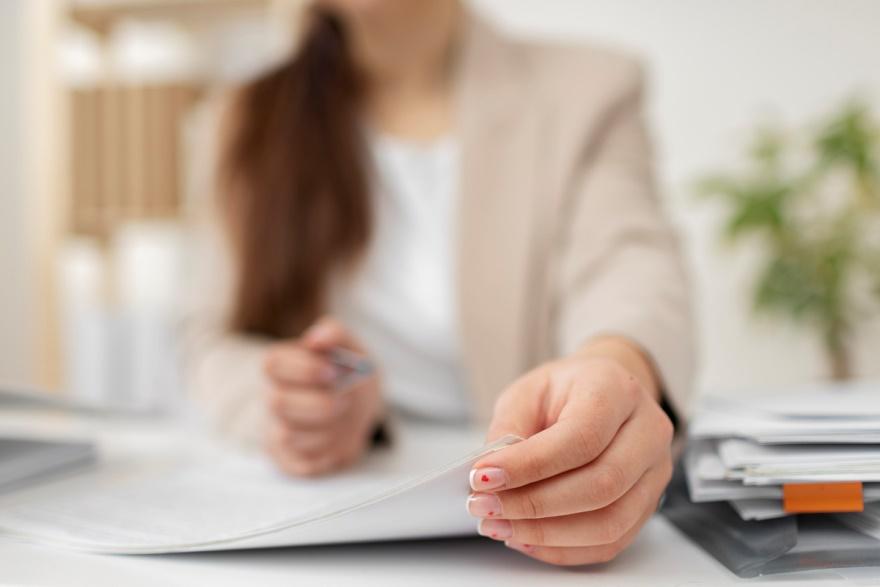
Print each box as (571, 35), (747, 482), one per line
(218, 6), (371, 338)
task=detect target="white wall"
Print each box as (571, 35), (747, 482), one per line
(0, 0), (35, 387)
(473, 0), (880, 395)
(4, 1), (879, 395)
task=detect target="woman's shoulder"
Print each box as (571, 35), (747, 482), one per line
(511, 35), (647, 105)
(468, 19), (654, 168)
(466, 12), (648, 119)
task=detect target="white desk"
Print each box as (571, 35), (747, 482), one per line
(4, 517), (880, 586)
(0, 408), (877, 586)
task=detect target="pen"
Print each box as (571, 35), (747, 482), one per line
(326, 347), (375, 392)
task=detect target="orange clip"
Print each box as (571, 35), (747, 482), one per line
(783, 481), (864, 514)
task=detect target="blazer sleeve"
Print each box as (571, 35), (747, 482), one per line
(555, 65), (696, 419)
(177, 97), (271, 447)
(178, 198), (397, 448)
(178, 208), (271, 447)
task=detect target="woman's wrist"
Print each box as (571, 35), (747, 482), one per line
(574, 336), (662, 402)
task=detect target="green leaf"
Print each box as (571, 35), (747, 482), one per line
(816, 100), (879, 183)
(722, 181), (790, 240)
(695, 175), (741, 201)
(753, 255), (825, 320)
(749, 127), (786, 171)
(698, 98), (880, 343)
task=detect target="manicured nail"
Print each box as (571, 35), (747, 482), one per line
(478, 519), (513, 540)
(505, 541), (535, 554)
(470, 467), (507, 491)
(467, 493), (503, 518)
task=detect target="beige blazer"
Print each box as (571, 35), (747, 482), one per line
(182, 16), (695, 444)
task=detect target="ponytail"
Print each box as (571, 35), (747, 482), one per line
(219, 7), (371, 338)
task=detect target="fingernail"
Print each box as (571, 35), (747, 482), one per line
(504, 541), (534, 554)
(478, 519), (512, 541)
(470, 467), (507, 491)
(467, 493), (503, 518)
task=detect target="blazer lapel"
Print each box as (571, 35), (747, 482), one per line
(454, 17), (544, 421)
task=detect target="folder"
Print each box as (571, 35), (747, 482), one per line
(664, 463), (880, 578)
(783, 482), (864, 514)
(0, 431), (519, 554)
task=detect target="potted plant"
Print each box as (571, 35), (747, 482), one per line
(699, 101), (880, 380)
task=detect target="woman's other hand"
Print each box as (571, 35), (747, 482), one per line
(467, 338), (674, 566)
(263, 316), (382, 476)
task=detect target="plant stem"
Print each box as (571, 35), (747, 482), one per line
(826, 322), (853, 381)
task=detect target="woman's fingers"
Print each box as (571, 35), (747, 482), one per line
(474, 366), (641, 492)
(475, 403), (673, 519)
(302, 316), (364, 354)
(483, 368), (551, 442)
(267, 393), (374, 467)
(503, 498), (658, 567)
(266, 419), (358, 476)
(262, 317), (380, 479)
(269, 387), (352, 425)
(266, 421), (333, 476)
(264, 344), (335, 387)
(269, 445), (340, 477)
(479, 354), (676, 565)
(275, 425), (338, 455)
(478, 462), (671, 548)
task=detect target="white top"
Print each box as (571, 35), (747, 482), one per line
(331, 132), (471, 423)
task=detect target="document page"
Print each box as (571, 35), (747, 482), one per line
(0, 424), (519, 554)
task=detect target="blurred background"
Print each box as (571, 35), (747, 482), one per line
(1, 0), (879, 411)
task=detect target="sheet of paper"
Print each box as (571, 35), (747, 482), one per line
(689, 399), (880, 444)
(685, 440), (880, 530)
(710, 380), (880, 419)
(741, 467), (880, 485)
(684, 441), (781, 502)
(687, 381), (880, 523)
(693, 441), (880, 484)
(0, 426), (520, 554)
(718, 438), (880, 468)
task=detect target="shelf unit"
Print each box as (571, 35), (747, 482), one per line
(70, 0), (270, 34)
(30, 0), (292, 388)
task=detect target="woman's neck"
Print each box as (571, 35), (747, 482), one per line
(346, 1), (462, 95)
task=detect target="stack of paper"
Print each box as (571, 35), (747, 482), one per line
(685, 381), (880, 522)
(0, 423), (519, 554)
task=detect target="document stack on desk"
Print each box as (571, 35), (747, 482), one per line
(686, 381), (880, 521)
(0, 420), (519, 555)
(660, 380), (880, 577)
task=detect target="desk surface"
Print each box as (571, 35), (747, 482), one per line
(3, 517), (879, 587)
(0, 407), (878, 586)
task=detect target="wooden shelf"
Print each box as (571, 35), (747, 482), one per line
(69, 0), (270, 33)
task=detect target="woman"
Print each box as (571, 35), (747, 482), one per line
(184, 0), (694, 567)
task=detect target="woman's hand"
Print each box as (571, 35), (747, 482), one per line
(467, 338), (674, 566)
(263, 316), (382, 477)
